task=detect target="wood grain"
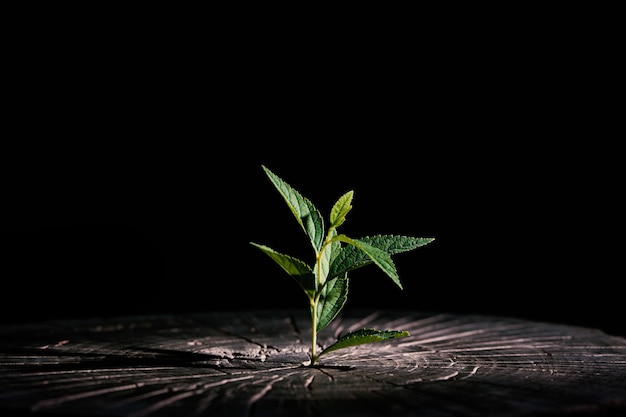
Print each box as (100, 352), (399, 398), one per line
(1, 310), (625, 416)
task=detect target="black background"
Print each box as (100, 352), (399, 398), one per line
(2, 16), (623, 338)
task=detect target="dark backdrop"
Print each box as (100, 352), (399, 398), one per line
(2, 138), (621, 337)
(2, 21), (622, 338)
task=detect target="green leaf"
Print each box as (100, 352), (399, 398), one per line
(328, 235), (435, 281)
(364, 235), (435, 254)
(261, 165), (325, 252)
(329, 190), (353, 229)
(334, 235), (402, 289)
(318, 328), (410, 357)
(249, 242), (316, 296)
(316, 275), (348, 333)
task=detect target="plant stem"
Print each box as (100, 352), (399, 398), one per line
(310, 297), (318, 365)
(310, 242), (325, 366)
(310, 233), (335, 366)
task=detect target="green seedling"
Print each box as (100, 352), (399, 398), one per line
(250, 165), (434, 366)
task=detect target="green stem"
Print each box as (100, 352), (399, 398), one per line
(310, 297), (318, 365)
(310, 230), (335, 366)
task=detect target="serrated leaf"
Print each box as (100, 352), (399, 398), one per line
(328, 235), (435, 281)
(334, 235), (402, 289)
(316, 275), (348, 332)
(249, 242), (315, 296)
(318, 328), (410, 357)
(261, 165), (325, 251)
(330, 190), (353, 229)
(365, 235), (435, 254)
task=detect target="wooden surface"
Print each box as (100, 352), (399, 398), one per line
(1, 310), (625, 417)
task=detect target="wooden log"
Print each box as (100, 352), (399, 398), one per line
(1, 310), (625, 417)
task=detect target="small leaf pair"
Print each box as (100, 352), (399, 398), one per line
(250, 165), (434, 365)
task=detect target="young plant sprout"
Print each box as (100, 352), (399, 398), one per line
(250, 165), (434, 366)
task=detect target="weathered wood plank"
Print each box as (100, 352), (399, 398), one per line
(1, 310), (625, 416)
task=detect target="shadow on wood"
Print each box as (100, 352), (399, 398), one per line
(1, 310), (625, 416)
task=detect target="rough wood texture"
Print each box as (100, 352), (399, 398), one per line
(1, 310), (625, 417)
